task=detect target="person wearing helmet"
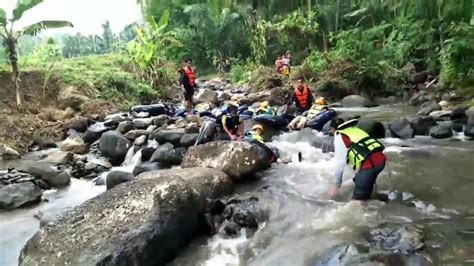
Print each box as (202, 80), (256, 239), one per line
(288, 97), (328, 130)
(245, 124), (264, 143)
(220, 104), (243, 140)
(256, 101), (277, 116)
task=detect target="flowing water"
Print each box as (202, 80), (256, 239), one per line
(1, 105), (473, 265)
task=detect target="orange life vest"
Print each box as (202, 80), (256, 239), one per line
(184, 66), (196, 87)
(294, 85), (309, 108)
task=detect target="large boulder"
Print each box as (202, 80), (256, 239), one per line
(116, 120), (134, 134)
(341, 95), (373, 107)
(429, 124), (453, 139)
(67, 118), (89, 133)
(450, 106), (468, 124)
(464, 124), (474, 139)
(466, 107), (474, 125)
(356, 120), (385, 139)
(389, 118), (414, 139)
(17, 161), (70, 187)
(180, 133), (199, 147)
(32, 135), (57, 149)
(0, 182), (42, 210)
(195, 89), (219, 105)
(83, 122), (112, 144)
(153, 115), (172, 127)
(59, 86), (90, 111)
(42, 151), (74, 165)
(61, 138), (89, 154)
(182, 141), (271, 181)
(150, 143), (184, 166)
(417, 100), (441, 116)
(106, 170), (134, 190)
(133, 118), (154, 129)
(19, 168), (233, 266)
(410, 116), (437, 136)
(131, 104), (167, 116)
(133, 162), (160, 176)
(153, 129), (185, 146)
(99, 131), (131, 165)
(124, 130), (149, 140)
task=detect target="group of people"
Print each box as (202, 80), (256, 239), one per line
(178, 57), (387, 202)
(275, 50), (292, 76)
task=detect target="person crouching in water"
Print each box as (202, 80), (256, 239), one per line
(220, 104), (243, 140)
(179, 58), (196, 116)
(289, 97), (327, 130)
(329, 118), (386, 201)
(245, 124), (278, 163)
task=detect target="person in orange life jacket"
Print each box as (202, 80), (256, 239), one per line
(220, 104), (243, 140)
(329, 118), (387, 201)
(179, 58), (196, 115)
(286, 77), (314, 114)
(275, 56), (283, 74)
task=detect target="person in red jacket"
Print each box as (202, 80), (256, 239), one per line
(179, 58), (196, 115)
(286, 77), (314, 114)
(275, 56), (283, 74)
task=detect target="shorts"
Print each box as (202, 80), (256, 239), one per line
(352, 162), (385, 200)
(183, 89), (194, 102)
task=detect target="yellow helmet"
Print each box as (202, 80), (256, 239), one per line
(315, 97), (327, 106)
(259, 101), (269, 109)
(252, 124), (264, 132)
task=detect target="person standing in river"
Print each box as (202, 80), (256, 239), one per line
(179, 58), (196, 115)
(329, 118), (386, 200)
(285, 77), (314, 115)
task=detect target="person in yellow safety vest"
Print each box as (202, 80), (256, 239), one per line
(288, 97), (328, 130)
(256, 101), (277, 116)
(329, 118), (387, 201)
(245, 124), (264, 143)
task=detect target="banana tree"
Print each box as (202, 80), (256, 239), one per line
(0, 0), (72, 109)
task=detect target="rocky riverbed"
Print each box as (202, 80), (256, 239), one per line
(1, 77), (473, 265)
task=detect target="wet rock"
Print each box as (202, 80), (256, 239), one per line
(134, 135), (148, 146)
(153, 115), (171, 127)
(58, 86), (89, 111)
(218, 91), (232, 102)
(450, 123), (464, 133)
(182, 141), (271, 181)
(150, 143), (183, 166)
(43, 151), (74, 165)
(104, 113), (129, 124)
(0, 144), (20, 160)
(450, 106), (468, 124)
(32, 135), (57, 149)
(133, 162), (160, 176)
(124, 129), (148, 140)
(50, 172), (72, 187)
(389, 118), (414, 139)
(356, 120), (385, 139)
(61, 138), (89, 154)
(141, 147), (156, 162)
(146, 125), (157, 133)
(131, 104), (167, 116)
(0, 182), (42, 210)
(222, 221), (241, 236)
(153, 129), (185, 146)
(368, 223), (425, 254)
(17, 162), (70, 187)
(313, 243), (361, 266)
(466, 107), (474, 125)
(106, 170), (134, 190)
(408, 92), (428, 106)
(410, 116), (437, 136)
(116, 120), (134, 134)
(180, 133), (199, 147)
(417, 100), (441, 116)
(133, 118), (154, 129)
(67, 118), (89, 133)
(429, 110), (451, 120)
(342, 95), (373, 107)
(99, 131), (131, 165)
(464, 125), (474, 139)
(429, 124), (453, 139)
(195, 89), (219, 105)
(83, 122), (112, 144)
(133, 111), (150, 118)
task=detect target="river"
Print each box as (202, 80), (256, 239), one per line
(1, 105), (473, 265)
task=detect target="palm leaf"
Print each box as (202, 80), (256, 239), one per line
(0, 8), (6, 26)
(22, 20), (73, 35)
(12, 0), (43, 22)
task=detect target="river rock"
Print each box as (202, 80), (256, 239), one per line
(61, 138), (89, 154)
(99, 131), (131, 165)
(50, 172), (72, 187)
(218, 91), (232, 102)
(182, 141), (271, 181)
(429, 124), (453, 139)
(150, 143), (184, 166)
(0, 144), (20, 160)
(43, 151), (74, 165)
(342, 95), (373, 107)
(153, 115), (171, 127)
(429, 110), (451, 120)
(466, 107), (474, 125)
(124, 130), (148, 140)
(17, 161), (70, 187)
(106, 170), (134, 190)
(59, 86), (90, 111)
(67, 118), (89, 133)
(356, 120), (385, 139)
(162, 86), (180, 100)
(450, 106), (468, 124)
(368, 223), (424, 254)
(19, 168), (233, 265)
(134, 135), (148, 146)
(32, 135), (57, 149)
(141, 147), (156, 162)
(389, 118), (414, 139)
(116, 120), (134, 134)
(410, 116), (437, 136)
(0, 182), (42, 210)
(133, 118), (154, 129)
(131, 104), (167, 116)
(133, 162), (160, 176)
(83, 122), (112, 144)
(314, 243), (361, 265)
(408, 92), (428, 106)
(153, 129), (185, 146)
(180, 134), (199, 147)
(417, 100), (441, 116)
(195, 89), (219, 105)
(464, 125), (474, 139)
(104, 113), (129, 124)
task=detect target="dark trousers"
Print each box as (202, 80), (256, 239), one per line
(352, 162), (385, 200)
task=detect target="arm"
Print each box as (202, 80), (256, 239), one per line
(333, 134), (348, 188)
(179, 70), (186, 92)
(237, 119), (244, 136)
(307, 90), (314, 106)
(221, 116), (234, 139)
